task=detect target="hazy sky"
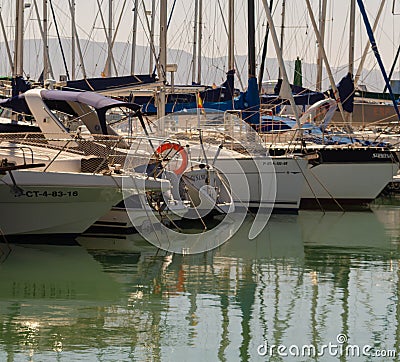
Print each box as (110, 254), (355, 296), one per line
(0, 0), (399, 90)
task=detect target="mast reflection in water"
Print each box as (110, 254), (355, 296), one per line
(0, 206), (399, 361)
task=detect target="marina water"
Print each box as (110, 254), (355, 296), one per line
(1, 200), (400, 361)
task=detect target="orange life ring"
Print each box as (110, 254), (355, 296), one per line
(155, 142), (188, 175)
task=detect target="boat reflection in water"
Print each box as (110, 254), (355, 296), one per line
(299, 209), (397, 253)
(0, 244), (122, 359)
(0, 209), (399, 360)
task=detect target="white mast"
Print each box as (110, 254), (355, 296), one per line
(69, 0), (87, 79)
(197, 0), (202, 85)
(305, 0), (346, 123)
(261, 0), (301, 127)
(192, 0), (198, 84)
(97, 0), (117, 76)
(159, 0), (167, 83)
(142, 0), (158, 76)
(71, 0), (75, 79)
(348, 0), (356, 75)
(347, 0), (356, 125)
(315, 0), (327, 91)
(228, 0), (234, 72)
(14, 0), (24, 78)
(217, 0), (244, 89)
(33, 0), (54, 80)
(157, 0), (167, 120)
(43, 0), (48, 81)
(107, 0), (113, 77)
(131, 0), (138, 75)
(149, 0), (155, 74)
(278, 0), (286, 79)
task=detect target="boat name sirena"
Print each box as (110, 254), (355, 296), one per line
(372, 153), (392, 159)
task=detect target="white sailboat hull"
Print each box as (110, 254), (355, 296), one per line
(267, 146), (399, 209)
(0, 170), (134, 236)
(92, 199), (188, 234)
(301, 161), (398, 208)
(214, 156), (307, 212)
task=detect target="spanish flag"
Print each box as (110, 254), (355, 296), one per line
(197, 92), (205, 115)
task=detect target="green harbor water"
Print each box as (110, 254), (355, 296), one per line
(1, 201), (400, 361)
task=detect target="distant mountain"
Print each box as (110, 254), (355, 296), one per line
(0, 38), (397, 93)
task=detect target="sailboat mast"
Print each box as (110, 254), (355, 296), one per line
(278, 0), (286, 79)
(131, 0), (138, 75)
(348, 0), (356, 75)
(226, 0), (236, 103)
(49, 0), (70, 80)
(43, 0), (48, 81)
(97, 0), (117, 76)
(258, 0), (274, 92)
(69, 0), (87, 79)
(141, 0), (159, 77)
(261, 0), (301, 127)
(71, 0), (75, 79)
(157, 0), (167, 120)
(149, 0), (155, 74)
(248, 0), (256, 79)
(14, 0), (24, 78)
(348, 0), (356, 125)
(305, 0), (347, 123)
(315, 0), (327, 91)
(159, 0), (167, 82)
(228, 0), (234, 72)
(33, 0), (54, 80)
(217, 0), (244, 90)
(246, 0), (261, 124)
(192, 0), (198, 84)
(197, 0), (202, 85)
(108, 0), (113, 77)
